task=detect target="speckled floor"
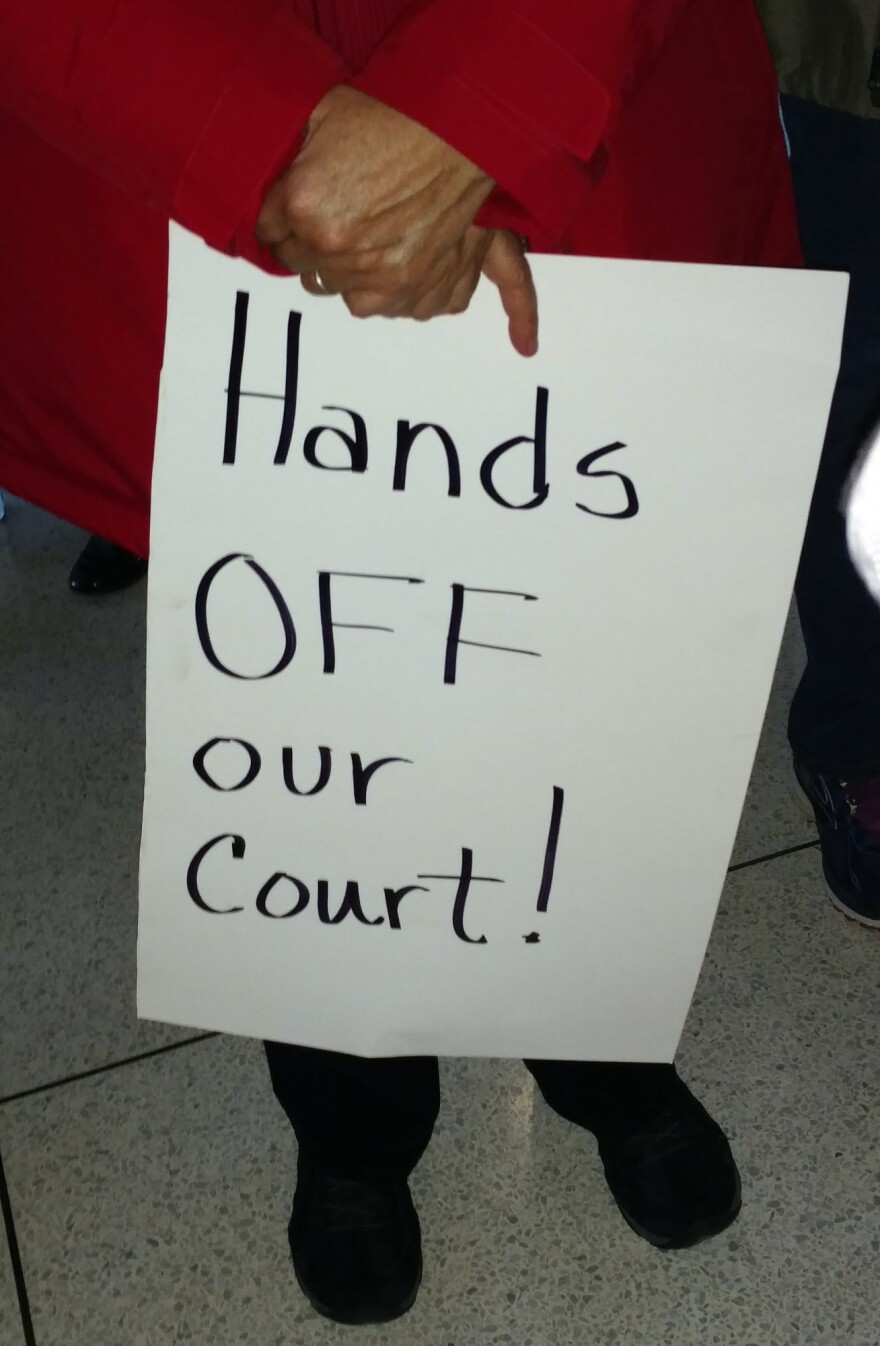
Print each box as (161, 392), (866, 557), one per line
(1, 497), (878, 1346)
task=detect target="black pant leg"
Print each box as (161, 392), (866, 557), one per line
(782, 96), (880, 773)
(264, 1041), (440, 1179)
(524, 1058), (677, 1127)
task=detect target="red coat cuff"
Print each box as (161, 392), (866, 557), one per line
(350, 0), (610, 244)
(174, 9), (347, 263)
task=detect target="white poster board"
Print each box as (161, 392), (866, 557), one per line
(138, 224), (846, 1062)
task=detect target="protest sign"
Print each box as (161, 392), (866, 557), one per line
(138, 224), (846, 1061)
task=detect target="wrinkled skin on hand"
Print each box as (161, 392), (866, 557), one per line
(255, 86), (538, 355)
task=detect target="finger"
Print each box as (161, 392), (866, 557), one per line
(343, 288), (412, 319)
(481, 231), (539, 357)
(271, 230), (408, 297)
(396, 228), (485, 321)
(269, 234), (318, 276)
(301, 272), (340, 297)
(340, 250), (471, 318)
(342, 232), (484, 321)
(340, 251), (462, 319)
(410, 256), (482, 321)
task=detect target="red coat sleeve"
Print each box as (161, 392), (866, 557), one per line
(350, 0), (695, 246)
(0, 0), (347, 262)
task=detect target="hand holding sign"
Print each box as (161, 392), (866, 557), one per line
(254, 85), (538, 354)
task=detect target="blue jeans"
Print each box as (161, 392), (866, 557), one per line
(783, 95), (880, 774)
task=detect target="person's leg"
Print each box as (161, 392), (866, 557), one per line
(785, 97), (880, 770)
(265, 1040), (440, 1178)
(782, 96), (880, 925)
(524, 1058), (740, 1249)
(264, 1042), (439, 1324)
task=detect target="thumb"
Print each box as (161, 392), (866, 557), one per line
(481, 230), (539, 357)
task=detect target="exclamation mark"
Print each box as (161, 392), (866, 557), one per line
(523, 785), (565, 943)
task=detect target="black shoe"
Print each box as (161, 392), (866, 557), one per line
(68, 535), (147, 595)
(289, 1154), (422, 1324)
(566, 1068), (741, 1249)
(793, 758), (880, 929)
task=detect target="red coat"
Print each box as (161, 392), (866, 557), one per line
(0, 0), (799, 556)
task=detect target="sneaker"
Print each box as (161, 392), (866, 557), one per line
(288, 1153), (422, 1324)
(793, 758), (880, 929)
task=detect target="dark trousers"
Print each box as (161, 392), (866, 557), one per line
(783, 96), (880, 773)
(265, 1041), (676, 1178)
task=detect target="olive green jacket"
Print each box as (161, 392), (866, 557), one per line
(754, 0), (880, 117)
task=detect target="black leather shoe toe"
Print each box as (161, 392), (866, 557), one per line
(68, 535), (147, 595)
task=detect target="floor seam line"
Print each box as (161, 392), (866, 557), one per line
(1, 843), (821, 1109)
(0, 1033), (218, 1109)
(727, 838), (819, 874)
(0, 1142), (37, 1346)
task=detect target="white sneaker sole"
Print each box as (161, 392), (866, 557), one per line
(824, 879), (880, 930)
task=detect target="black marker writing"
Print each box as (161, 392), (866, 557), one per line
(193, 737), (262, 792)
(536, 786), (565, 913)
(444, 584), (541, 686)
(418, 848), (504, 944)
(394, 421), (462, 497)
(282, 745), (332, 796)
(222, 292), (302, 466)
(304, 407), (368, 472)
(480, 385), (549, 510)
(186, 834), (245, 914)
(575, 442), (639, 518)
(256, 872), (310, 919)
(351, 753), (413, 805)
(195, 554), (296, 679)
(221, 298), (641, 520)
(319, 570), (424, 674)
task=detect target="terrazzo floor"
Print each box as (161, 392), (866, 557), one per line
(1, 497), (877, 1346)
